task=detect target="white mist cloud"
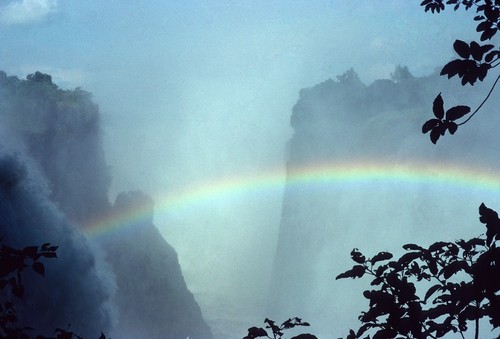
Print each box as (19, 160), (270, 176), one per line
(0, 153), (116, 337)
(0, 0), (57, 25)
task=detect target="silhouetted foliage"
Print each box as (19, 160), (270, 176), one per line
(243, 318), (317, 339)
(0, 240), (107, 339)
(336, 203), (499, 339)
(421, 0), (500, 143)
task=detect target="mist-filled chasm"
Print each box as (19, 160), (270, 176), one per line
(1, 62), (499, 338)
(4, 2), (500, 338)
(4, 5), (500, 338)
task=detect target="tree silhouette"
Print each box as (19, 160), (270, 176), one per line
(421, 0), (500, 143)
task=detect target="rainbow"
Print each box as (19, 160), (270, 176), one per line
(83, 159), (500, 239)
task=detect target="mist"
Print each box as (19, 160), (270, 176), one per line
(0, 153), (116, 337)
(1, 1), (499, 338)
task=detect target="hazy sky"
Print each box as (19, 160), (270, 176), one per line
(0, 0), (480, 209)
(0, 1), (487, 335)
(0, 1), (479, 189)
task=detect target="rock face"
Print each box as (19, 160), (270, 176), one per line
(268, 68), (500, 335)
(104, 191), (213, 339)
(0, 71), (213, 338)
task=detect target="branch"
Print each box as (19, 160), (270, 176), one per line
(458, 73), (500, 126)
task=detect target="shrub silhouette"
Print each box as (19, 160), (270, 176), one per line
(0, 240), (107, 339)
(244, 204), (498, 338)
(336, 202), (499, 338)
(243, 317), (317, 339)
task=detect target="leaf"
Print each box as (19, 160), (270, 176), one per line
(422, 118), (440, 134)
(446, 242), (459, 256)
(282, 318), (295, 328)
(477, 63), (491, 81)
(425, 304), (453, 320)
(403, 243), (424, 251)
(485, 50), (499, 63)
(356, 323), (374, 338)
(350, 248), (366, 264)
(264, 318), (274, 326)
(484, 5), (500, 22)
(479, 202), (499, 224)
(290, 334), (318, 339)
(461, 305), (481, 321)
(41, 252), (57, 258)
(447, 121), (458, 135)
(441, 59), (465, 78)
(429, 241), (449, 252)
(481, 27), (497, 41)
(246, 327), (268, 338)
(373, 328), (398, 339)
(424, 284), (442, 302)
(336, 265), (365, 279)
(371, 276), (384, 286)
(32, 262), (45, 276)
(465, 237), (484, 248)
(371, 252), (393, 264)
(397, 251), (422, 267)
(480, 43), (494, 59)
(478, 203), (500, 246)
(453, 40), (470, 59)
(445, 105), (471, 121)
(22, 246), (38, 259)
(430, 128), (441, 144)
(469, 41), (483, 61)
(432, 93), (444, 119)
(428, 260), (438, 275)
(441, 261), (468, 279)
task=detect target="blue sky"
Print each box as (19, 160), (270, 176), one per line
(0, 1), (487, 335)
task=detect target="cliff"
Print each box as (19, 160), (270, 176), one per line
(0, 71), (212, 338)
(268, 67), (500, 335)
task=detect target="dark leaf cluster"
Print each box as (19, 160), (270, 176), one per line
(420, 0), (446, 13)
(336, 203), (499, 338)
(422, 93), (470, 143)
(420, 0), (482, 13)
(442, 40), (496, 85)
(0, 240), (108, 339)
(420, 0), (500, 142)
(243, 318), (317, 339)
(0, 242), (58, 299)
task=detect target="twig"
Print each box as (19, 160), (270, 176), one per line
(458, 73), (500, 126)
